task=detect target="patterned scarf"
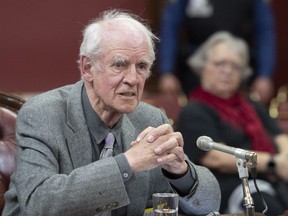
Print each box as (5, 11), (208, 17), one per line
(189, 86), (275, 153)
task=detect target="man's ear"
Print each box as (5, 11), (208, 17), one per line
(80, 56), (93, 82)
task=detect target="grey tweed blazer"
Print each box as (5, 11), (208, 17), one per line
(3, 81), (220, 216)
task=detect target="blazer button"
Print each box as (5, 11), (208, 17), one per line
(95, 206), (104, 212)
(96, 202), (118, 212)
(123, 173), (129, 178)
(107, 202), (118, 208)
(111, 201), (119, 207)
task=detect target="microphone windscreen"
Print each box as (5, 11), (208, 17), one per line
(196, 136), (213, 151)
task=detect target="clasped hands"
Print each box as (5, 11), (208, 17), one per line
(124, 124), (188, 175)
(273, 151), (288, 182)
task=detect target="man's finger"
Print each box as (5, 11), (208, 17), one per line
(146, 123), (173, 143)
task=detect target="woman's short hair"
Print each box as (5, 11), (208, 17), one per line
(187, 31), (252, 79)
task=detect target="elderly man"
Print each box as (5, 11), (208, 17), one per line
(3, 10), (220, 216)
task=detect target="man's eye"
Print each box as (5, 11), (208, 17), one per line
(114, 61), (125, 68)
(138, 63), (149, 72)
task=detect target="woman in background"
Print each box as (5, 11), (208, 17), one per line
(177, 31), (288, 215)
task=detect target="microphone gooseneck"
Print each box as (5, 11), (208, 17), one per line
(197, 135), (257, 216)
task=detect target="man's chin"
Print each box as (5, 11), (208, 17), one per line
(118, 104), (138, 114)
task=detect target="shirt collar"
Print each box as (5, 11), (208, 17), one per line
(81, 86), (123, 145)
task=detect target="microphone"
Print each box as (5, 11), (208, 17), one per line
(196, 136), (257, 162)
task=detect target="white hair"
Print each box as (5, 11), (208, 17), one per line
(187, 31), (252, 79)
(79, 9), (158, 75)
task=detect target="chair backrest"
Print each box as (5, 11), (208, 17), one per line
(0, 92), (25, 113)
(0, 92), (25, 213)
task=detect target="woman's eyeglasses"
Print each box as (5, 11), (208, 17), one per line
(210, 60), (243, 73)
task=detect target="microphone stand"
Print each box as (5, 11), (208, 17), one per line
(236, 158), (255, 216)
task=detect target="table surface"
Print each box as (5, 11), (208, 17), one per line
(180, 211), (288, 216)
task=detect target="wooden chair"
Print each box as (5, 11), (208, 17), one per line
(0, 92), (25, 213)
(0, 92), (25, 113)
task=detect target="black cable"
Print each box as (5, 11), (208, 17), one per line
(250, 167), (268, 215)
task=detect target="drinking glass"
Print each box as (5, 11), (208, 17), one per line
(153, 193), (179, 216)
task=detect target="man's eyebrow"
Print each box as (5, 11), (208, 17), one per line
(110, 55), (152, 66)
(140, 57), (152, 66)
(111, 55), (127, 63)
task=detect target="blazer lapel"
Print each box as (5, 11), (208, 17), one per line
(114, 115), (135, 155)
(66, 81), (93, 168)
(67, 128), (93, 168)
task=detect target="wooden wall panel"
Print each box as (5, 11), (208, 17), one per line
(0, 0), (149, 92)
(272, 0), (288, 92)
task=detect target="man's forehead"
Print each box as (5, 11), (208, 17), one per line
(101, 20), (147, 44)
(109, 52), (150, 64)
(103, 40), (150, 59)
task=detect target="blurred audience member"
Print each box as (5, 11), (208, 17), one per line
(158, 0), (276, 104)
(177, 32), (288, 215)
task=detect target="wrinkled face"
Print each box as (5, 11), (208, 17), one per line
(83, 25), (151, 116)
(201, 42), (244, 98)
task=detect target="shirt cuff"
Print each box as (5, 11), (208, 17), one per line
(114, 153), (133, 182)
(162, 161), (196, 195)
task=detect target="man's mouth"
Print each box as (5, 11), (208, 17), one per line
(119, 92), (136, 97)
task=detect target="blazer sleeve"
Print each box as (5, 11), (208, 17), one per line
(135, 102), (221, 215)
(4, 95), (131, 215)
(177, 160), (221, 215)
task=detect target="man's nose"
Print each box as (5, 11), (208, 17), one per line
(123, 66), (139, 84)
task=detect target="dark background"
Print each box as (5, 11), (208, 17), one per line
(0, 0), (287, 96)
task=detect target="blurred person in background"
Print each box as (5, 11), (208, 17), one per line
(158, 0), (276, 105)
(177, 31), (288, 215)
